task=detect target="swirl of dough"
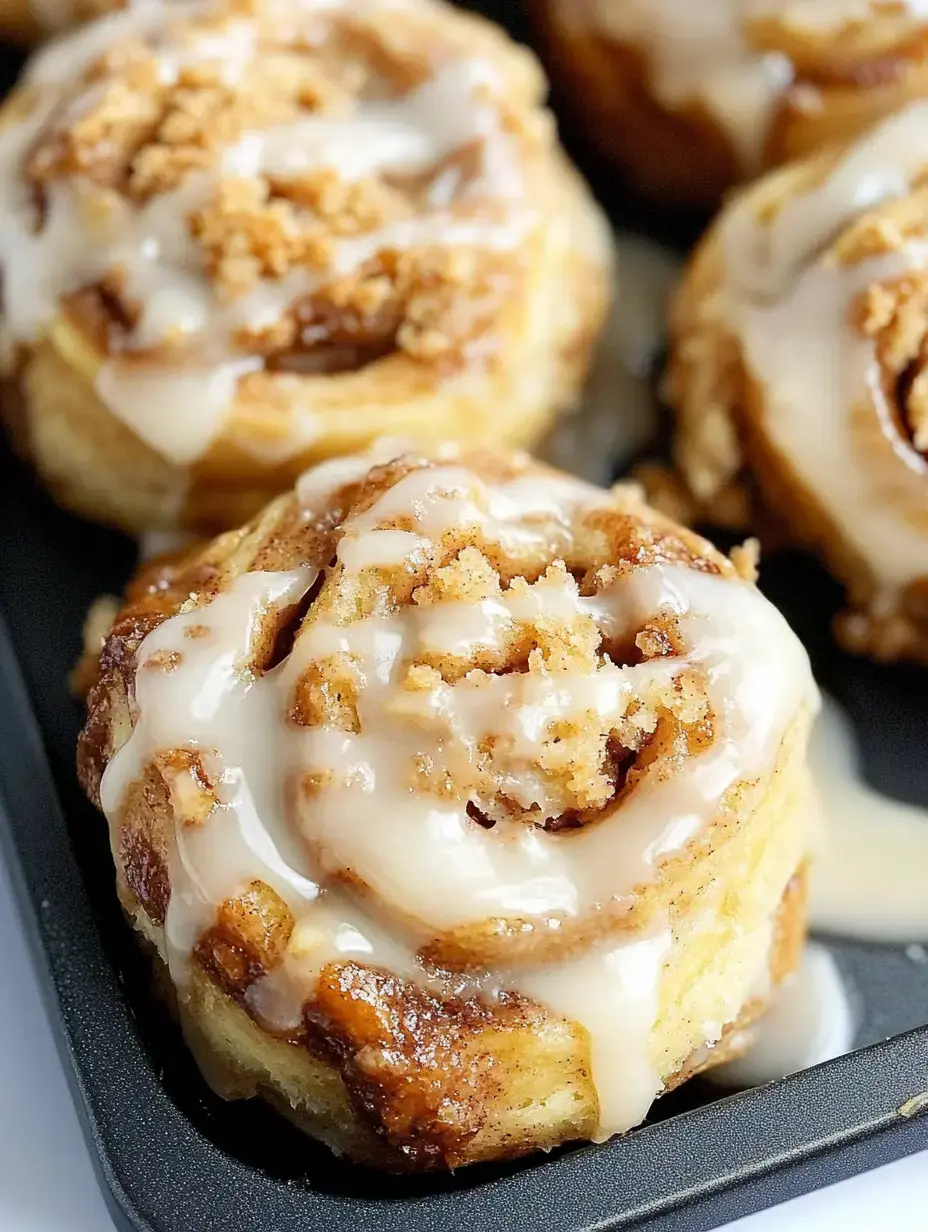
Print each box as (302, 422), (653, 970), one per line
(0, 0), (612, 532)
(670, 101), (928, 662)
(530, 0), (928, 207)
(79, 442), (816, 1168)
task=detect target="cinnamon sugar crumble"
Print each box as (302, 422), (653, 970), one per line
(22, 0), (533, 371)
(854, 269), (928, 450)
(144, 648), (183, 671)
(283, 490), (715, 828)
(730, 539), (760, 583)
(833, 185), (928, 265)
(155, 749), (217, 827)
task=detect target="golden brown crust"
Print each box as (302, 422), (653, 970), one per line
(147, 864), (805, 1171)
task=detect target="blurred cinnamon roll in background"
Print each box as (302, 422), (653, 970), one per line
(669, 103), (928, 663)
(78, 441), (816, 1170)
(531, 0), (928, 208)
(0, 0), (612, 534)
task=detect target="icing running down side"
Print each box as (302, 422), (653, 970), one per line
(0, 1), (530, 465)
(723, 103), (928, 597)
(710, 942), (854, 1088)
(810, 696), (928, 944)
(99, 460), (814, 1137)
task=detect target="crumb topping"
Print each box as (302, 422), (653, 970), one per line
(8, 0), (542, 381)
(854, 267), (928, 452)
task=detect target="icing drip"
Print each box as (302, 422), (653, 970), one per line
(723, 102), (928, 597)
(99, 569), (323, 974)
(810, 696), (928, 944)
(98, 458), (814, 1137)
(0, 2), (529, 465)
(710, 942), (854, 1088)
(518, 931), (671, 1143)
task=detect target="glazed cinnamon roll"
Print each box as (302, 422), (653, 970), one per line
(78, 442), (816, 1170)
(669, 103), (928, 663)
(0, 0), (612, 535)
(531, 0), (928, 208)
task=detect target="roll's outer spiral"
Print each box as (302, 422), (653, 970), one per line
(78, 442), (816, 1170)
(670, 102), (928, 663)
(0, 0), (613, 533)
(531, 0), (928, 208)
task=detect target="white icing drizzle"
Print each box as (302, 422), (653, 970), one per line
(0, 2), (530, 465)
(709, 942), (854, 1088)
(728, 103), (928, 301)
(723, 102), (928, 598)
(518, 931), (671, 1142)
(99, 569), (323, 974)
(98, 457), (814, 1138)
(809, 695), (928, 944)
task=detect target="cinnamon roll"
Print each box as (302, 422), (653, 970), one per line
(531, 0), (928, 208)
(670, 103), (928, 661)
(78, 442), (817, 1170)
(0, 0), (612, 535)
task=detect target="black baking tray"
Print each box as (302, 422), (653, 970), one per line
(1, 7), (928, 1230)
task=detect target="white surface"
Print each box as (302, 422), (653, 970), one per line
(0, 845), (926, 1232)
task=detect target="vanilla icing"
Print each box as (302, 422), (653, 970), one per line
(723, 103), (928, 600)
(710, 942), (854, 1088)
(98, 454), (814, 1138)
(810, 695), (928, 944)
(0, 1), (531, 465)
